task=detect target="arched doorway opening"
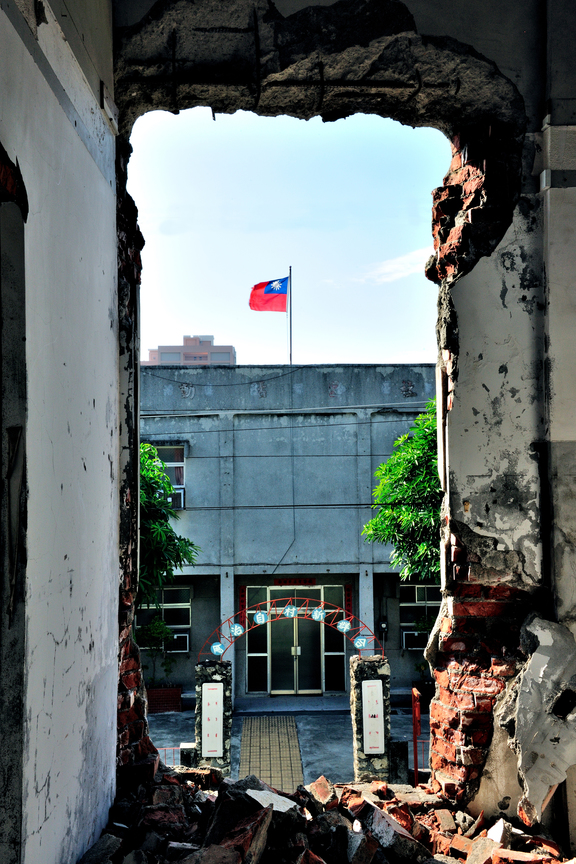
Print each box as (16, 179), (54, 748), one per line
(115, 0), (535, 815)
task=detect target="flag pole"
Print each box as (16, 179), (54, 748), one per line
(289, 265), (292, 366)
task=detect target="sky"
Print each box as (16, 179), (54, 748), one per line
(127, 108), (451, 366)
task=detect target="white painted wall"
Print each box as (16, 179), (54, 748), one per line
(447, 200), (544, 589)
(0, 4), (118, 862)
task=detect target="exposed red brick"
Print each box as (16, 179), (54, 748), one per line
(460, 711), (493, 729)
(121, 671), (142, 690)
(452, 675), (504, 695)
(128, 721), (145, 743)
(469, 728), (491, 746)
(383, 803), (413, 831)
(439, 636), (470, 653)
(442, 727), (466, 746)
(447, 658), (490, 676)
(117, 706), (140, 728)
(429, 752), (469, 782)
(434, 669), (450, 688)
(119, 748), (131, 766)
(485, 585), (524, 601)
(474, 696), (497, 713)
(431, 701), (459, 727)
(432, 738), (458, 762)
(458, 747), (485, 766)
(437, 688), (475, 711)
(134, 735), (158, 759)
(453, 585), (483, 599)
(490, 659), (517, 677)
(120, 655), (140, 674)
(452, 602), (509, 618)
(440, 617), (452, 634)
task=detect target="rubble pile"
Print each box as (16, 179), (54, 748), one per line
(78, 766), (571, 864)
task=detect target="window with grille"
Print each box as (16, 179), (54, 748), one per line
(137, 587), (191, 652)
(156, 445), (185, 510)
(399, 583), (441, 650)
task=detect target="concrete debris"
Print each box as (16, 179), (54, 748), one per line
(498, 615), (576, 826)
(77, 765), (571, 864)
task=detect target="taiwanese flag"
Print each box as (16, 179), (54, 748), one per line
(249, 277), (289, 312)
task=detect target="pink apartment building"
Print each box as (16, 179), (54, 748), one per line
(142, 334), (236, 366)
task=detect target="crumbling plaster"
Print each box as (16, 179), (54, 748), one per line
(445, 197), (545, 592)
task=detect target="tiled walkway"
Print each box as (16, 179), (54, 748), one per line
(239, 715), (304, 791)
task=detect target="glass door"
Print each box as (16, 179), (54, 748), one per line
(270, 588), (322, 695)
(245, 584), (347, 695)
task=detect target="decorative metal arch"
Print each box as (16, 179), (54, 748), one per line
(197, 595), (384, 660)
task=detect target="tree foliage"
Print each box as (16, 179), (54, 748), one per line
(362, 400), (442, 582)
(138, 443), (200, 607)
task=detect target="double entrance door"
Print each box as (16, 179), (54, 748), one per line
(245, 585), (346, 695)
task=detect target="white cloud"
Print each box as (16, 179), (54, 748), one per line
(364, 246), (434, 283)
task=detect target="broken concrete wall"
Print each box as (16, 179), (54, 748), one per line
(112, 0), (576, 837)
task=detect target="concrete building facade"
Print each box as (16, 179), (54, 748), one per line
(140, 363), (437, 699)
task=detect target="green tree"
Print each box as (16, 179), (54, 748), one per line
(138, 442), (200, 607)
(362, 400), (442, 582)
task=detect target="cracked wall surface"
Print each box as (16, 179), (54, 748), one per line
(1, 2), (119, 863)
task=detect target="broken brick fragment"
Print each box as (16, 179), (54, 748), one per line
(492, 850), (554, 864)
(138, 803), (187, 830)
(526, 836), (563, 859)
(183, 845), (242, 864)
(435, 808), (456, 833)
(433, 832), (453, 855)
(347, 830), (379, 864)
(369, 781), (388, 799)
(466, 837), (502, 864)
(382, 802), (413, 832)
(449, 832), (473, 858)
(339, 787), (368, 820)
(411, 818), (430, 846)
(308, 775), (338, 812)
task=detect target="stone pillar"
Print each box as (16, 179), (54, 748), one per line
(193, 660), (233, 776)
(350, 655), (391, 782)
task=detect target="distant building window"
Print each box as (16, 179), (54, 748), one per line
(183, 353), (208, 362)
(210, 352), (230, 363)
(137, 587), (191, 653)
(399, 582), (441, 650)
(160, 352), (181, 363)
(156, 445), (185, 509)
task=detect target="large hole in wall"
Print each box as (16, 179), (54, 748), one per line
(127, 107), (450, 366)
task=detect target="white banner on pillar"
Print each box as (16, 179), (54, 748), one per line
(202, 682), (224, 757)
(362, 679), (385, 754)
